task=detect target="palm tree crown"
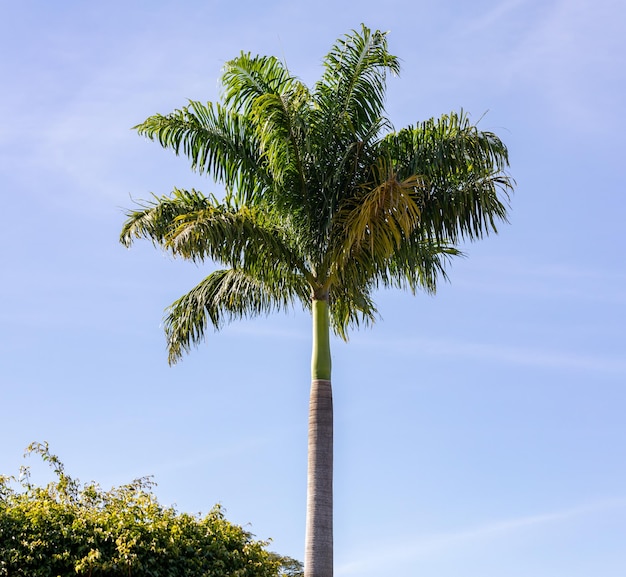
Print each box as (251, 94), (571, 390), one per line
(121, 25), (511, 364)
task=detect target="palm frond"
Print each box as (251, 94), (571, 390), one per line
(221, 53), (314, 207)
(134, 101), (268, 201)
(168, 201), (306, 276)
(328, 282), (378, 341)
(315, 24), (399, 138)
(120, 188), (210, 248)
(331, 158), (424, 263)
(383, 239), (460, 294)
(164, 268), (309, 364)
(221, 53), (306, 115)
(121, 189), (310, 279)
(250, 89), (310, 195)
(381, 111), (513, 243)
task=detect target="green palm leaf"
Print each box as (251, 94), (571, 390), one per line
(221, 53), (304, 114)
(331, 161), (423, 261)
(316, 25), (399, 137)
(165, 267), (309, 364)
(121, 189), (308, 276)
(120, 188), (211, 248)
(382, 111), (513, 242)
(134, 101), (268, 202)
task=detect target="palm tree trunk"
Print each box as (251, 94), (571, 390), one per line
(305, 297), (333, 577)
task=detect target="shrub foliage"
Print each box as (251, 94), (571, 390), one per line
(0, 443), (298, 577)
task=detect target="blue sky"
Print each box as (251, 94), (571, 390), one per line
(1, 1), (625, 575)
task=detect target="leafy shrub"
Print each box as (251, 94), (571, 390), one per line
(0, 442), (297, 577)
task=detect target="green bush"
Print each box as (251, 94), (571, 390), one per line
(0, 442), (298, 577)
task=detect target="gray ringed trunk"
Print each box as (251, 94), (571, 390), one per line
(305, 378), (333, 577)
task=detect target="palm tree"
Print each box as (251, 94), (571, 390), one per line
(120, 25), (513, 577)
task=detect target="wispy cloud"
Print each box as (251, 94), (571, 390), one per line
(352, 333), (626, 375)
(450, 258), (626, 305)
(447, 0), (626, 132)
(462, 0), (531, 35)
(337, 497), (626, 575)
